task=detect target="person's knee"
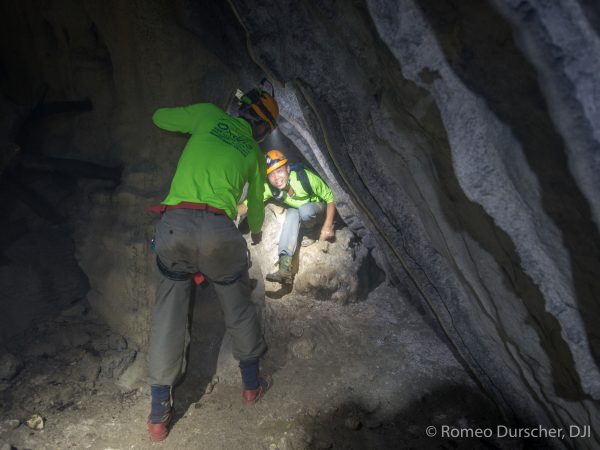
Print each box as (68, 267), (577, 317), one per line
(299, 203), (319, 222)
(300, 203), (326, 227)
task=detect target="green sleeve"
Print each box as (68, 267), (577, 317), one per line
(246, 150), (267, 233)
(243, 182), (270, 205)
(308, 171), (334, 203)
(152, 104), (206, 133)
(263, 182), (272, 201)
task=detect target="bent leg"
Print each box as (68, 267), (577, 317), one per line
(278, 207), (300, 257)
(198, 214), (267, 362)
(298, 202), (325, 229)
(213, 271), (267, 361)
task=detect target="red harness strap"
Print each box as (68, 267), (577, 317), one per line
(147, 201), (227, 216)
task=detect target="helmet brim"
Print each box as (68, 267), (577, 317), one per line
(266, 159), (288, 174)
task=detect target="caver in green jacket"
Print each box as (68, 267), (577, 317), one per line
(153, 103), (266, 233)
(263, 169), (334, 207)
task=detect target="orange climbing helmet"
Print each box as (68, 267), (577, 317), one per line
(238, 79), (279, 131)
(266, 150), (288, 174)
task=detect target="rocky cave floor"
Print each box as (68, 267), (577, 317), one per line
(0, 283), (533, 450)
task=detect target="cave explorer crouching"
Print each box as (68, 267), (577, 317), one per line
(263, 150), (336, 285)
(146, 85), (278, 442)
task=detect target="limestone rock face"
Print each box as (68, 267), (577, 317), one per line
(230, 0), (600, 445)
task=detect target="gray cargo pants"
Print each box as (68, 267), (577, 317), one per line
(148, 208), (266, 386)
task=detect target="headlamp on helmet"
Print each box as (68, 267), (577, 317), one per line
(237, 79), (279, 131)
(266, 150), (288, 175)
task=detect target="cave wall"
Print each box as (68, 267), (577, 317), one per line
(0, 0), (243, 346)
(2, 0), (600, 447)
(228, 0), (600, 446)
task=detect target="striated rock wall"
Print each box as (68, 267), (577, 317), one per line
(229, 0), (600, 446)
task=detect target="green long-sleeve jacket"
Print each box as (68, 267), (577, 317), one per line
(263, 169), (334, 207)
(153, 103), (266, 233)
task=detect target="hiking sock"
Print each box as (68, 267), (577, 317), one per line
(150, 384), (171, 424)
(239, 358), (260, 390)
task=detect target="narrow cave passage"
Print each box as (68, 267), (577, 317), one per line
(0, 86), (506, 449)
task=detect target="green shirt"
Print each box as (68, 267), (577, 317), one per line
(264, 169), (334, 208)
(153, 103), (265, 233)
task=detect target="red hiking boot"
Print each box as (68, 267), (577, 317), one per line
(242, 375), (272, 405)
(147, 409), (173, 442)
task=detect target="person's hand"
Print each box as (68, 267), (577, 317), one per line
(237, 203), (248, 216)
(319, 225), (335, 241)
(251, 231), (262, 245)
